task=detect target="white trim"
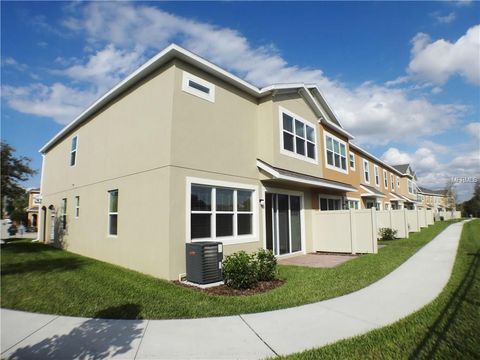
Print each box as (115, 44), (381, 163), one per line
(318, 194), (343, 211)
(374, 164), (380, 187)
(349, 152), (356, 171)
(323, 130), (348, 174)
(70, 135), (78, 167)
(263, 186), (306, 256)
(362, 158), (370, 184)
(107, 189), (118, 237)
(279, 106), (318, 165)
(256, 160), (355, 192)
(74, 196), (80, 219)
(349, 142), (403, 177)
(181, 71), (215, 103)
(186, 177), (258, 246)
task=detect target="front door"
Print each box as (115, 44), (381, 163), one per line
(265, 193), (302, 255)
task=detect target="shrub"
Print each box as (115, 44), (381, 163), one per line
(255, 248), (277, 281)
(223, 251), (258, 289)
(379, 227), (398, 240)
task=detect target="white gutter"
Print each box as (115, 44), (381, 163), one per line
(257, 160), (356, 192)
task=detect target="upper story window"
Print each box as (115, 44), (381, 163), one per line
(70, 136), (78, 166)
(397, 176), (400, 189)
(383, 170), (388, 189)
(324, 131), (347, 173)
(182, 71), (215, 103)
(374, 165), (380, 187)
(363, 159), (370, 183)
(408, 180), (414, 194)
(61, 198), (67, 230)
(391, 174), (395, 190)
(75, 196), (80, 218)
(349, 152), (355, 170)
(280, 108), (317, 163)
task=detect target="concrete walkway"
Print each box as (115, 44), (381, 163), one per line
(1, 221), (466, 359)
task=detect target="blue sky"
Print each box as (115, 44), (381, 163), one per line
(1, 1), (479, 200)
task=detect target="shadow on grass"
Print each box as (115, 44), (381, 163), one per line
(7, 304), (144, 360)
(1, 242), (60, 254)
(1, 258), (87, 276)
(409, 249), (480, 359)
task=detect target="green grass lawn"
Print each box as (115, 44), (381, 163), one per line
(281, 219), (480, 359)
(0, 220), (460, 320)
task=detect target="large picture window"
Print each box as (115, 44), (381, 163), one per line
(281, 109), (316, 161)
(325, 132), (347, 172)
(190, 184), (254, 241)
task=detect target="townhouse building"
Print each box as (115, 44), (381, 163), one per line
(38, 44), (451, 280)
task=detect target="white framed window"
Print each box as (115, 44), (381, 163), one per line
(349, 152), (355, 170)
(347, 199), (360, 210)
(363, 159), (370, 183)
(182, 71), (215, 103)
(397, 176), (400, 189)
(408, 180), (414, 194)
(384, 203), (389, 210)
(324, 131), (348, 173)
(75, 196), (80, 218)
(280, 108), (317, 163)
(187, 178), (257, 245)
(391, 174), (395, 190)
(61, 198), (67, 230)
(383, 170), (388, 189)
(374, 165), (380, 187)
(70, 136), (78, 166)
(108, 190), (118, 236)
(319, 195), (343, 211)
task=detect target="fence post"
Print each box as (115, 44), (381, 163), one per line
(403, 208), (409, 238)
(389, 208), (393, 229)
(416, 209), (420, 230)
(371, 208), (378, 253)
(350, 209), (357, 254)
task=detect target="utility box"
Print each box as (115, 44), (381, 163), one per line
(186, 242), (223, 284)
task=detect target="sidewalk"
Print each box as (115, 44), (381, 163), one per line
(1, 221), (466, 359)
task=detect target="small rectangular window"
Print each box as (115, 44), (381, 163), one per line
(108, 190), (118, 236)
(397, 177), (400, 189)
(61, 198), (67, 230)
(384, 170), (388, 189)
(70, 136), (78, 166)
(374, 165), (380, 186)
(391, 174), (395, 190)
(75, 196), (80, 218)
(182, 71), (215, 102)
(349, 153), (355, 170)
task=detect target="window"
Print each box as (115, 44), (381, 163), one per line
(363, 159), (370, 183)
(75, 196), (80, 218)
(190, 184), (253, 241)
(347, 199), (360, 210)
(182, 71), (215, 102)
(324, 132), (347, 172)
(408, 180), (414, 194)
(108, 190), (118, 236)
(391, 174), (395, 190)
(374, 165), (380, 186)
(349, 152), (355, 170)
(384, 203), (389, 210)
(319, 196), (342, 211)
(281, 109), (316, 161)
(397, 177), (400, 189)
(61, 198), (67, 230)
(70, 136), (78, 166)
(384, 170), (388, 189)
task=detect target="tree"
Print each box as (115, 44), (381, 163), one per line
(444, 178), (457, 210)
(462, 182), (480, 217)
(1, 142), (36, 217)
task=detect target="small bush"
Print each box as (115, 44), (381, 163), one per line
(223, 251), (258, 289)
(255, 248), (277, 281)
(379, 227), (398, 240)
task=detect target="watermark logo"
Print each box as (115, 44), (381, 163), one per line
(451, 176), (478, 183)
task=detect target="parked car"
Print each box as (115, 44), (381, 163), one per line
(8, 224), (18, 236)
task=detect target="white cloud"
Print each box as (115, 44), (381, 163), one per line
(431, 86), (442, 94)
(0, 2), (468, 146)
(433, 12), (456, 24)
(465, 122), (480, 140)
(381, 148), (412, 165)
(408, 25), (480, 85)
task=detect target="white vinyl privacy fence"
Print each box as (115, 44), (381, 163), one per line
(312, 208), (441, 254)
(437, 211), (462, 221)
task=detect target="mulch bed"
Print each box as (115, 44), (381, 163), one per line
(175, 279), (285, 296)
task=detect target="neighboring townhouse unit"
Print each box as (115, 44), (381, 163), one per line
(26, 188), (41, 229)
(38, 44), (450, 280)
(418, 187), (452, 212)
